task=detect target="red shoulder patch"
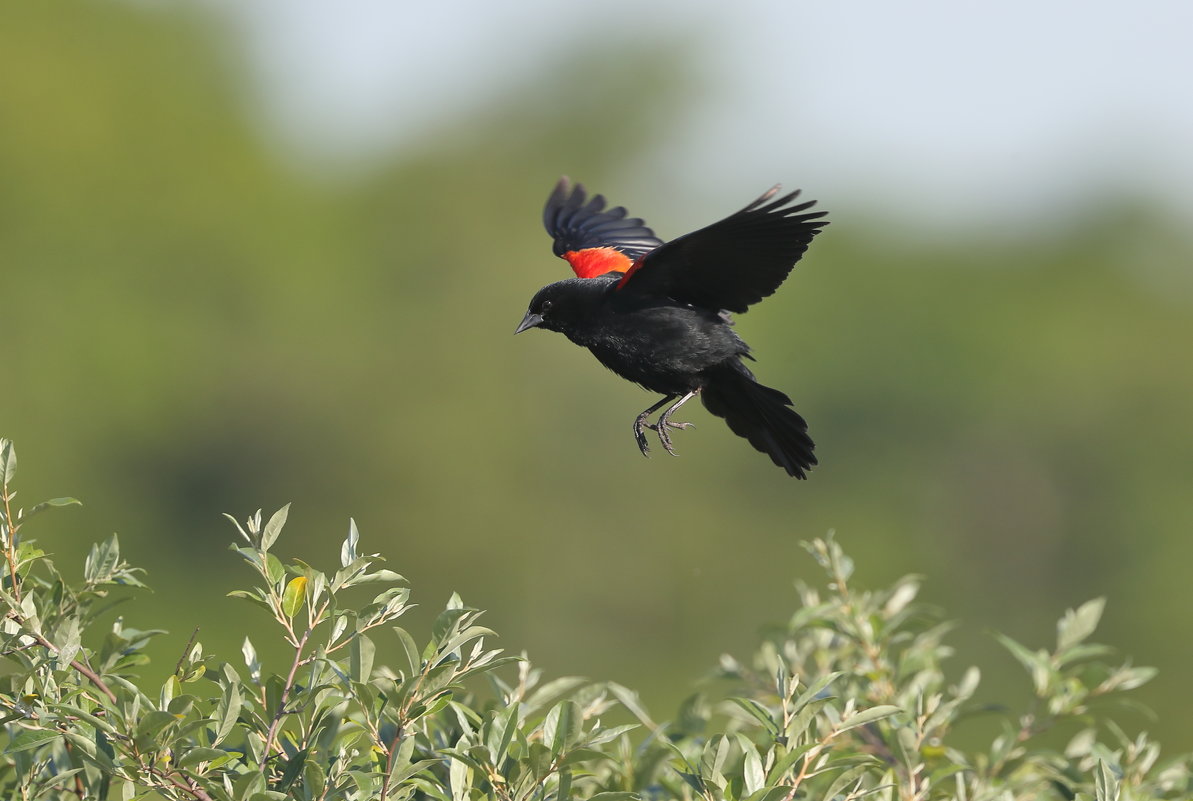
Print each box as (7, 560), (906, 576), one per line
(562, 247), (632, 279)
(616, 255), (647, 289)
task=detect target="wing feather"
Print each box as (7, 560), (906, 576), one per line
(543, 177), (665, 271)
(616, 186), (827, 312)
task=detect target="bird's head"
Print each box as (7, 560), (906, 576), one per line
(515, 277), (611, 335)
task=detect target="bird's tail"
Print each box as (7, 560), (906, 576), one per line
(701, 364), (816, 478)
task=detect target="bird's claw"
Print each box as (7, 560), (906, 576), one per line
(646, 420), (692, 456)
(632, 392), (699, 459)
(656, 424), (677, 456)
(633, 416), (653, 457)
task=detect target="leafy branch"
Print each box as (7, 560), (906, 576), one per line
(0, 437), (1188, 800)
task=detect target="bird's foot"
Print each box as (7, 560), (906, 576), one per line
(631, 394), (691, 458)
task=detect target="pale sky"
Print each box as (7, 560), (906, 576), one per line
(210, 0), (1193, 230)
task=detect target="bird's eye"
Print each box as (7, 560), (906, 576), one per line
(541, 300), (553, 314)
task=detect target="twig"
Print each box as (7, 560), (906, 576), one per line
(262, 627), (311, 763)
(173, 626), (200, 677)
(379, 656), (436, 800)
(2, 485), (21, 603)
(31, 631), (117, 704)
(61, 736), (86, 798)
(148, 766), (216, 801)
(379, 723), (407, 800)
(783, 741), (826, 801)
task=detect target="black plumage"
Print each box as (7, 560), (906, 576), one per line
(518, 181), (827, 478)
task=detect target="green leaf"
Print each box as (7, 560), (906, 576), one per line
(837, 704), (902, 734)
(278, 747), (309, 792)
(52, 704), (117, 735)
(994, 632), (1054, 695)
(135, 710), (179, 743)
(227, 589), (272, 612)
(214, 680), (243, 746)
(449, 753), (470, 801)
(486, 703), (520, 762)
(261, 503), (290, 551)
(524, 676), (591, 716)
(1058, 598), (1106, 652)
(357, 568), (405, 584)
(23, 497), (82, 520)
(306, 568), (327, 608)
(527, 742), (554, 779)
(429, 607), (472, 651)
(584, 723), (638, 747)
(303, 760), (327, 799)
(389, 758), (440, 789)
(5, 727), (59, 753)
(766, 743), (818, 784)
(1095, 759), (1121, 801)
(544, 699), (581, 753)
(38, 767), (87, 793)
(224, 512), (252, 544)
(13, 541), (45, 573)
(84, 535), (121, 583)
(177, 747), (231, 768)
(1059, 643), (1115, 665)
(1106, 665), (1157, 692)
(63, 729), (116, 770)
(350, 633), (376, 682)
(701, 734), (732, 784)
(348, 768), (380, 799)
(264, 553), (286, 587)
(729, 697), (780, 737)
(393, 627), (422, 674)
(54, 616), (82, 668)
(735, 733), (766, 796)
(821, 763), (872, 801)
(422, 691), (453, 720)
(233, 770), (267, 799)
(607, 681), (655, 727)
(0, 439), (16, 487)
(161, 675), (181, 708)
(438, 625), (496, 660)
(341, 518), (360, 568)
(744, 788), (792, 801)
(792, 671), (841, 712)
(242, 637), (261, 683)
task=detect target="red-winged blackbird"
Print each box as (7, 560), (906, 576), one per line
(516, 178), (828, 478)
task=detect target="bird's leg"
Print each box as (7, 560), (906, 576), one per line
(651, 390), (699, 456)
(633, 395), (676, 457)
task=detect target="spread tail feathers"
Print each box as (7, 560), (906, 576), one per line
(701, 365), (816, 478)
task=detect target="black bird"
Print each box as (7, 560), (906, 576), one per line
(516, 178), (827, 478)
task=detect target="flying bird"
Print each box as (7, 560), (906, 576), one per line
(516, 178), (827, 478)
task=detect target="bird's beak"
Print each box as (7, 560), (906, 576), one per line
(514, 311), (543, 334)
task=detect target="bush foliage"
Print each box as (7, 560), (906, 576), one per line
(0, 437), (1188, 800)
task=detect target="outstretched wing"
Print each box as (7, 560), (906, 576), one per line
(616, 187), (828, 313)
(543, 177), (665, 279)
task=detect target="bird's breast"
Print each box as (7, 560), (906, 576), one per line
(569, 303), (746, 395)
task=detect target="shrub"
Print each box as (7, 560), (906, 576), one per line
(0, 436), (1188, 800)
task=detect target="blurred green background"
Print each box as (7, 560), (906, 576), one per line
(4, 1), (1193, 750)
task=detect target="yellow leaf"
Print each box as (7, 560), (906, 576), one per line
(281, 576), (307, 618)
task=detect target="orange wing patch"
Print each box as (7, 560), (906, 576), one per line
(563, 247), (632, 279)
